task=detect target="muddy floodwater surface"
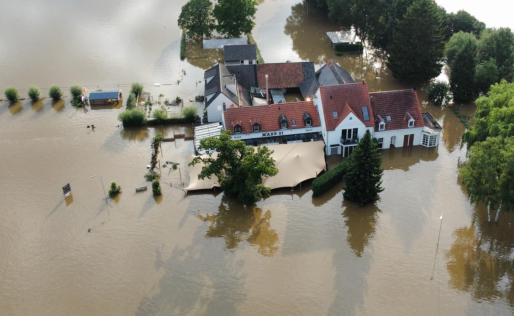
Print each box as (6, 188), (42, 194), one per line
(1, 0), (514, 315)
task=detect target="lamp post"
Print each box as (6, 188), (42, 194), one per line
(91, 175), (108, 205)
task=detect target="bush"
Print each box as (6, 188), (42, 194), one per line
(175, 96), (182, 105)
(147, 117), (196, 125)
(152, 133), (164, 146)
(152, 179), (162, 195)
(182, 105), (197, 120)
(28, 86), (40, 102)
(108, 182), (122, 197)
(428, 81), (451, 106)
(126, 92), (137, 109)
(312, 157), (353, 198)
(69, 85), (82, 101)
(145, 171), (161, 181)
(152, 109), (168, 121)
(131, 83), (144, 97)
(172, 163), (178, 170)
(4, 87), (19, 103)
(118, 108), (147, 126)
(49, 85), (63, 101)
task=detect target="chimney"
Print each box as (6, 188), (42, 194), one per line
(412, 86), (416, 91)
(265, 74), (269, 106)
(362, 80), (365, 85)
(369, 96), (374, 103)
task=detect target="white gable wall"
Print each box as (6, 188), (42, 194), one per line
(326, 113), (367, 155)
(207, 93), (236, 122)
(313, 90), (328, 149)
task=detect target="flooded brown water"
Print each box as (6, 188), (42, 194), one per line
(1, 1), (514, 315)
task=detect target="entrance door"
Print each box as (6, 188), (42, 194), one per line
(390, 136), (396, 147)
(343, 146), (355, 157)
(403, 134), (414, 147)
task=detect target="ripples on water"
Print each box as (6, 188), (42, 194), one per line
(1, 0), (514, 315)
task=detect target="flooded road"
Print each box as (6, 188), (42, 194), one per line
(1, 0), (514, 315)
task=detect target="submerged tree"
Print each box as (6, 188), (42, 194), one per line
(386, 0), (445, 82)
(477, 28), (514, 82)
(213, 0), (258, 38)
(189, 130), (278, 205)
(459, 137), (514, 222)
(343, 130), (384, 205)
(427, 80), (451, 106)
(178, 0), (215, 40)
(449, 35), (478, 102)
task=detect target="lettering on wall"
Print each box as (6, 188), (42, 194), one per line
(261, 131), (283, 137)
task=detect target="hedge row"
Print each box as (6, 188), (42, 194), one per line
(146, 116), (199, 126)
(312, 157), (353, 198)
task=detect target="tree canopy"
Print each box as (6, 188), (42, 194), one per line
(446, 10), (485, 38)
(460, 81), (514, 221)
(477, 28), (514, 82)
(213, 0), (257, 38)
(386, 0), (445, 82)
(178, 0), (215, 40)
(343, 130), (384, 205)
(189, 131), (278, 205)
(448, 34), (478, 102)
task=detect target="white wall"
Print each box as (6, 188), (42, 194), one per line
(374, 127), (424, 149)
(230, 126), (322, 140)
(207, 93), (236, 122)
(326, 113), (367, 155)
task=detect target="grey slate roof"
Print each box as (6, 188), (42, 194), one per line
(301, 62), (316, 81)
(89, 90), (120, 100)
(223, 44), (257, 62)
(226, 64), (257, 90)
(317, 61), (355, 86)
(204, 63), (239, 107)
(298, 77), (319, 99)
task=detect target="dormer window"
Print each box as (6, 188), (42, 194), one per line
(408, 119), (414, 127)
(234, 125), (242, 134)
(379, 122), (385, 131)
(332, 111), (338, 119)
(292, 119), (297, 126)
(279, 114), (288, 129)
(253, 123), (260, 133)
(303, 112), (313, 127)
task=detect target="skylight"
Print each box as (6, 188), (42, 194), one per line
(362, 106), (370, 121)
(386, 115), (391, 121)
(333, 111), (338, 118)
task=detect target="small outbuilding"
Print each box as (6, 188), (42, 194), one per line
(89, 90), (122, 105)
(326, 29), (363, 53)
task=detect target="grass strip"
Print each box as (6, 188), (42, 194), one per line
(450, 106), (472, 129)
(247, 33), (264, 64)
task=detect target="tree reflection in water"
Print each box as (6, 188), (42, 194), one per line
(342, 201), (380, 257)
(186, 40), (224, 70)
(446, 203), (514, 306)
(196, 198), (279, 257)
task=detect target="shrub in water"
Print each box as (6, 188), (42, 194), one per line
(145, 171), (161, 181)
(49, 85), (63, 101)
(108, 182), (122, 197)
(428, 81), (451, 106)
(152, 179), (162, 195)
(69, 85), (82, 101)
(131, 83), (144, 97)
(182, 105), (197, 121)
(118, 108), (147, 126)
(28, 86), (40, 102)
(126, 92), (137, 109)
(5, 87), (19, 103)
(152, 109), (168, 121)
(172, 163), (178, 170)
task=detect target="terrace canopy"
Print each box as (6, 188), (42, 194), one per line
(184, 141), (326, 191)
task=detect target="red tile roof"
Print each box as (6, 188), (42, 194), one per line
(369, 89), (424, 131)
(223, 101), (320, 133)
(256, 63), (305, 89)
(319, 83), (375, 131)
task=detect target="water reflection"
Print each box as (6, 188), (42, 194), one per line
(446, 204), (514, 307)
(342, 201), (380, 257)
(8, 101), (23, 115)
(381, 146), (439, 171)
(120, 127), (150, 142)
(51, 99), (65, 112)
(196, 198), (279, 257)
(89, 102), (123, 110)
(186, 41), (223, 70)
(31, 100), (44, 112)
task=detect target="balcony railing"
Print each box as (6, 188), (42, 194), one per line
(340, 137), (359, 145)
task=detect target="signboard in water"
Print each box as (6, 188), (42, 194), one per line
(62, 183), (72, 197)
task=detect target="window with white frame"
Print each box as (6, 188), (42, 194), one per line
(422, 134), (429, 146)
(408, 119), (415, 127)
(292, 119), (297, 126)
(377, 137), (384, 149)
(234, 125), (242, 134)
(253, 123), (260, 133)
(379, 122), (385, 131)
(429, 135), (437, 147)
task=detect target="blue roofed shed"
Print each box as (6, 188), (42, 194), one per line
(89, 90), (121, 105)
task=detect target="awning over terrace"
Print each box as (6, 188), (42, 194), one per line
(184, 141), (326, 192)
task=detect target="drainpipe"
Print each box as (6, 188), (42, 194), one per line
(265, 74), (269, 106)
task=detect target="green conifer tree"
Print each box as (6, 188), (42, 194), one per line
(343, 130), (384, 205)
(449, 37), (477, 102)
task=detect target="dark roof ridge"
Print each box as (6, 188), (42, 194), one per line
(370, 89), (416, 94)
(321, 82), (366, 88)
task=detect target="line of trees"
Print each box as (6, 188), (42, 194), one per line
(178, 0), (257, 39)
